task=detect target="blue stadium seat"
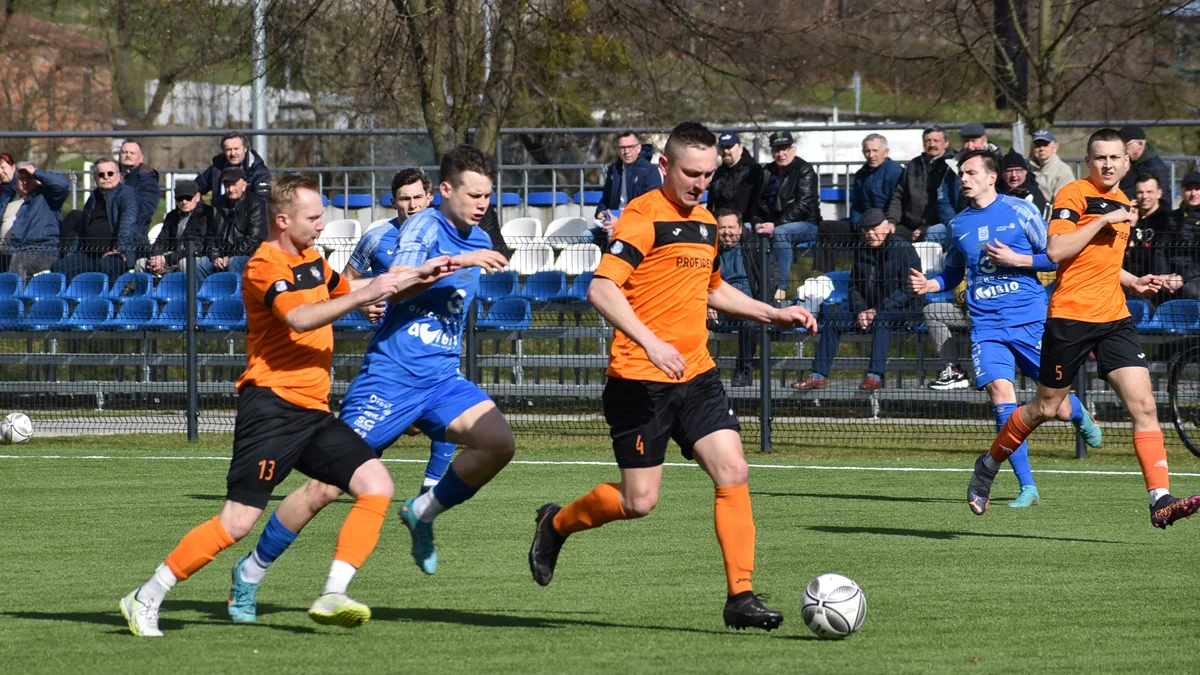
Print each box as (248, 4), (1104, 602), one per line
(0, 273), (22, 298)
(573, 190), (604, 206)
(22, 298), (68, 330)
(380, 192), (394, 208)
(550, 271), (593, 303)
(18, 272), (66, 304)
(103, 271), (154, 303)
(149, 299), (200, 331)
(491, 192), (522, 206)
(100, 297), (157, 330)
(197, 271), (242, 304)
(517, 270), (566, 302)
(823, 271), (851, 307)
(430, 193), (443, 207)
(700, 190), (708, 202)
(526, 191), (569, 207)
(477, 297), (532, 331)
(333, 309), (376, 331)
(332, 193), (373, 209)
(477, 270), (519, 304)
(926, 290), (956, 304)
(66, 298), (114, 330)
(1151, 299), (1200, 334)
(820, 187), (849, 202)
(200, 297), (246, 331)
(321, 194), (331, 207)
(1126, 299), (1153, 330)
(152, 272), (188, 304)
(60, 272), (109, 304)
(0, 297), (23, 330)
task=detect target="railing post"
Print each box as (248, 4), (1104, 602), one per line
(1074, 366), (1088, 459)
(465, 299), (478, 383)
(759, 231), (772, 454)
(495, 136), (504, 228)
(1011, 116), (1026, 156)
(185, 238), (199, 443)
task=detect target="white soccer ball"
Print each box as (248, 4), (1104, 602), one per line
(801, 573), (866, 639)
(0, 412), (33, 444)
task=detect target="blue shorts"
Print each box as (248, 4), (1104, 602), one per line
(339, 372), (492, 454)
(970, 322), (1043, 390)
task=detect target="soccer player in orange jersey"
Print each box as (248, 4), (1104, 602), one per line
(967, 128), (1200, 528)
(119, 175), (457, 636)
(528, 122), (817, 631)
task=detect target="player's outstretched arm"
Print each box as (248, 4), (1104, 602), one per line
(283, 273), (404, 333)
(384, 255), (461, 302)
(707, 282), (818, 333)
(1047, 210), (1131, 263)
(588, 276), (686, 379)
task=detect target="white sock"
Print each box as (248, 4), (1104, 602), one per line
(412, 490), (445, 523)
(422, 477), (438, 488)
(322, 560), (357, 595)
(1150, 488), (1170, 505)
(983, 455), (1002, 472)
(136, 563), (177, 607)
(239, 550), (270, 584)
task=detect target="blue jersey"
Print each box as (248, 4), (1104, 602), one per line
(360, 208), (491, 386)
(940, 195), (1051, 329)
(346, 218), (401, 277)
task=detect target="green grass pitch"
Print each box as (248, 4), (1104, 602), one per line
(3, 433), (1200, 674)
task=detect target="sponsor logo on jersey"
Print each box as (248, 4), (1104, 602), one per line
(1058, 209), (1070, 219)
(977, 226), (989, 241)
(699, 225), (708, 240)
(611, 241), (624, 255)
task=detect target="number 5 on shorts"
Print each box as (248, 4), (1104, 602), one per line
(258, 459), (275, 481)
(1055, 364), (1063, 381)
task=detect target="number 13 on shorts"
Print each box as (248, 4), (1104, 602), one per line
(258, 459), (276, 481)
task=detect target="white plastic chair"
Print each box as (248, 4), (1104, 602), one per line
(552, 243), (602, 275)
(147, 223), (164, 246)
(543, 217), (592, 249)
(796, 275), (834, 314)
(500, 217), (543, 249)
(365, 218), (394, 234)
(321, 219), (361, 273)
(913, 242), (945, 276)
(508, 244), (555, 275)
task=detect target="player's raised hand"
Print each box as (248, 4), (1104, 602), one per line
(908, 267), (930, 295)
(770, 305), (818, 333)
(364, 272), (403, 302)
(415, 255), (459, 282)
(361, 302), (387, 323)
(453, 249), (508, 274)
(643, 337), (686, 380)
(986, 239), (1023, 267)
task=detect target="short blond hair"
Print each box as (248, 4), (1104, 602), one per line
(268, 174), (319, 224)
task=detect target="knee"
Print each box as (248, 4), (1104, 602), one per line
(715, 461), (750, 487)
(1029, 398), (1060, 423)
(217, 505), (260, 541)
(310, 482), (345, 510)
(622, 492), (658, 519)
(481, 425), (516, 464)
(1127, 395), (1158, 423)
(351, 459), (395, 500)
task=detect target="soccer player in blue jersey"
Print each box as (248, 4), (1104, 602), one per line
(909, 149), (1102, 508)
(226, 146), (515, 622)
(341, 168), (456, 494)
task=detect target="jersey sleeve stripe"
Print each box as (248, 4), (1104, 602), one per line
(1052, 208), (1080, 224)
(326, 269), (342, 292)
(609, 239), (644, 269)
(263, 279), (292, 308)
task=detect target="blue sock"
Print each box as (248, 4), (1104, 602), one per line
(424, 441), (456, 486)
(1067, 394), (1084, 424)
(254, 513), (298, 566)
(866, 372), (881, 383)
(810, 372), (827, 381)
(995, 403), (1034, 487)
(430, 466), (477, 511)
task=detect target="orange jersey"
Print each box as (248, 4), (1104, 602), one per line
(594, 189), (722, 383)
(1046, 178), (1132, 323)
(237, 242), (351, 411)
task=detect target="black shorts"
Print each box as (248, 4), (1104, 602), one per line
(1038, 317), (1147, 388)
(603, 368), (741, 469)
(226, 386), (378, 509)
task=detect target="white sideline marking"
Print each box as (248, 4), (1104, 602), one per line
(1, 454), (1198, 478)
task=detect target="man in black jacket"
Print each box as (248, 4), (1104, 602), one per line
(1165, 171), (1200, 300)
(197, 167), (266, 282)
(998, 150), (1048, 216)
(792, 209), (923, 392)
(118, 139), (161, 231)
(755, 130), (820, 300)
(194, 132), (272, 203)
(714, 208), (780, 387)
(887, 125), (954, 240)
(1125, 174), (1172, 306)
(1119, 125), (1171, 209)
(147, 180), (212, 278)
(708, 132), (763, 223)
(53, 158), (144, 281)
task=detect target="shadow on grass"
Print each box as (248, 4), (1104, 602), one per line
(184, 493), (285, 503)
(806, 525), (1124, 544)
(753, 491), (959, 504)
(0, 600), (317, 636)
(372, 607), (751, 636)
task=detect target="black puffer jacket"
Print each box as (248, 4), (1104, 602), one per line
(152, 203), (213, 266)
(194, 149), (272, 203)
(886, 149), (954, 231)
(847, 234), (923, 315)
(1170, 206), (1200, 283)
(758, 157), (819, 225)
(708, 151), (764, 223)
(206, 194), (267, 259)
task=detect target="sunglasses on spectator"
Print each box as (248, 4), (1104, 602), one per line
(95, 170), (117, 178)
(617, 144), (640, 151)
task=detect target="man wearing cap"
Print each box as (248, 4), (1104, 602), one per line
(708, 132), (764, 224)
(887, 125), (956, 242)
(1165, 171), (1200, 301)
(851, 134), (903, 228)
(999, 149), (1048, 215)
(756, 130), (820, 300)
(52, 157), (144, 281)
(1028, 129), (1074, 203)
(198, 166), (266, 281)
(146, 180), (212, 278)
(4, 162), (68, 280)
(594, 130), (661, 235)
(1119, 125), (1171, 207)
(792, 208), (922, 392)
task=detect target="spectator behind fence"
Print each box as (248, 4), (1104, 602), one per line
(5, 163), (68, 280)
(147, 180), (212, 278)
(755, 130), (820, 300)
(708, 132), (763, 224)
(713, 208), (780, 387)
(850, 134), (903, 228)
(197, 167), (266, 282)
(1119, 125), (1171, 208)
(1164, 171), (1200, 300)
(1124, 174), (1172, 306)
(939, 122), (1002, 219)
(118, 139), (161, 232)
(0, 153), (18, 243)
(345, 168), (433, 281)
(194, 132), (271, 203)
(1028, 128), (1074, 203)
(791, 208), (922, 392)
(999, 150), (1048, 216)
(887, 125), (956, 243)
(593, 130), (661, 243)
(53, 157), (143, 281)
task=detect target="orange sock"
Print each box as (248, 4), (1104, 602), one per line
(333, 494), (391, 567)
(989, 407), (1033, 463)
(164, 516), (235, 581)
(553, 483), (628, 536)
(714, 483), (755, 597)
(1133, 431), (1170, 492)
